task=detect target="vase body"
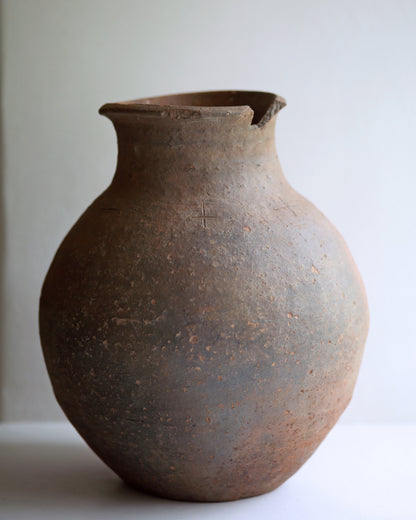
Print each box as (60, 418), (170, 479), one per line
(39, 91), (369, 502)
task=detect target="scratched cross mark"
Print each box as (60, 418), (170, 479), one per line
(191, 201), (234, 228)
(274, 197), (297, 217)
(192, 201), (219, 228)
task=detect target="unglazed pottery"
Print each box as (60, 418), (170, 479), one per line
(39, 91), (369, 501)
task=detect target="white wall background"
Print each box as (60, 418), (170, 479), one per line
(1, 0), (415, 422)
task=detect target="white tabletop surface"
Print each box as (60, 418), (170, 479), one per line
(0, 422), (415, 520)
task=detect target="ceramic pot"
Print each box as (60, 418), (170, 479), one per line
(39, 91), (369, 502)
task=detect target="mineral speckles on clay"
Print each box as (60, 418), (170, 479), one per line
(39, 90), (369, 502)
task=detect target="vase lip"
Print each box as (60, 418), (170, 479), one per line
(99, 90), (287, 128)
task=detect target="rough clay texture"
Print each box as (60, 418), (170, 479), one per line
(39, 91), (369, 502)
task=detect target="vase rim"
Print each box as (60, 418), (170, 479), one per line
(99, 90), (286, 128)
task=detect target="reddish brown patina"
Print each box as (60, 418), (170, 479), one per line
(39, 91), (369, 501)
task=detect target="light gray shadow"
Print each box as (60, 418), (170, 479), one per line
(0, 438), (266, 519)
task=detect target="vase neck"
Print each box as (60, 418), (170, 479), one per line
(100, 91), (287, 199)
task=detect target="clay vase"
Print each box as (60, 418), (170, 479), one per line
(39, 91), (369, 502)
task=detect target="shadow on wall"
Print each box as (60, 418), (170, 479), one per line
(0, 1), (5, 420)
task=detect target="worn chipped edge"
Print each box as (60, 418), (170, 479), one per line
(99, 90), (287, 128)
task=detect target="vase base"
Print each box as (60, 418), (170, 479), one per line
(121, 475), (287, 503)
